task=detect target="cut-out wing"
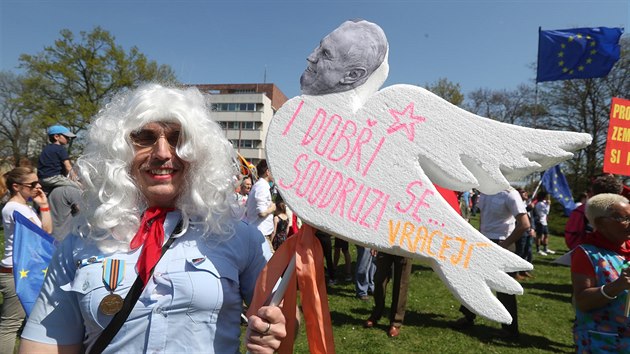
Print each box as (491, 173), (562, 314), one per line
(266, 85), (590, 324)
(361, 84), (592, 194)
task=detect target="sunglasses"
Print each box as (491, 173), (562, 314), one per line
(18, 181), (40, 189)
(608, 215), (630, 225)
(129, 129), (180, 150)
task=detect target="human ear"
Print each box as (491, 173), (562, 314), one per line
(340, 67), (367, 85)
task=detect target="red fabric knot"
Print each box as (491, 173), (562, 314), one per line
(130, 207), (175, 284)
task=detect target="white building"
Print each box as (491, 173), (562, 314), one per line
(193, 83), (288, 167)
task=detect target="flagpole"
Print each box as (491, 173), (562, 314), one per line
(535, 26), (541, 85)
(534, 26), (541, 127)
(531, 176), (543, 199)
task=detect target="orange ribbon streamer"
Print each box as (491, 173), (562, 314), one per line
(247, 224), (335, 354)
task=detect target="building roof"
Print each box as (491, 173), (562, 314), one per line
(191, 83), (288, 111)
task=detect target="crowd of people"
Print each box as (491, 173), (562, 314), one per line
(0, 18), (628, 350)
(0, 124), (83, 353)
(0, 82), (628, 352)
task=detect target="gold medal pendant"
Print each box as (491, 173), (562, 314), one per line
(99, 293), (124, 315)
(100, 258), (126, 315)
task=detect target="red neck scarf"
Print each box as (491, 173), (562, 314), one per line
(130, 207), (175, 284)
(583, 231), (630, 261)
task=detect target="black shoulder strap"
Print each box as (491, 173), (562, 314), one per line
(89, 220), (182, 354)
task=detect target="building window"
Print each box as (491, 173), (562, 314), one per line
(217, 121), (262, 131)
(231, 139), (260, 148)
(211, 103), (257, 112)
(240, 140), (255, 148)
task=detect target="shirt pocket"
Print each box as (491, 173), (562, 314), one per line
(61, 262), (120, 330)
(184, 257), (240, 324)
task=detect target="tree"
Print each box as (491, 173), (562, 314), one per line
(466, 84), (542, 127)
(425, 78), (464, 106)
(17, 27), (178, 155)
(0, 71), (38, 167)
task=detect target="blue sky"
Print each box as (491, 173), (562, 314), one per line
(1, 0), (628, 98)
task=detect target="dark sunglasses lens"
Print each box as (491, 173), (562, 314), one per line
(130, 131), (158, 147)
(22, 181), (39, 188)
(166, 132), (180, 147)
(130, 130), (180, 148)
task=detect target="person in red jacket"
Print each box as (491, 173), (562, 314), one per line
(565, 174), (623, 250)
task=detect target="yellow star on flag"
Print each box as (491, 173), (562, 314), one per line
(19, 269), (29, 278)
(42, 267), (48, 276)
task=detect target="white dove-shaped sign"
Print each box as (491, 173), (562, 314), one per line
(265, 20), (592, 324)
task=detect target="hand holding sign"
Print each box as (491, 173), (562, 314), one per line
(265, 20), (592, 324)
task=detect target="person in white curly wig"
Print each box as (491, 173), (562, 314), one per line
(20, 83), (285, 354)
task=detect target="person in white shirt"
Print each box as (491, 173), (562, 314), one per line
(1, 167), (52, 354)
(245, 160), (276, 241)
(452, 188), (530, 339)
(534, 191), (554, 255)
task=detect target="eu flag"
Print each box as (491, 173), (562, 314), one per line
(12, 211), (56, 316)
(536, 27), (624, 82)
(541, 165), (576, 216)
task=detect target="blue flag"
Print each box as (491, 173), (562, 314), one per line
(541, 165), (576, 215)
(536, 27), (624, 82)
(12, 211), (56, 316)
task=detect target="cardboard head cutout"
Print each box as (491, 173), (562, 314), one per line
(266, 20), (591, 323)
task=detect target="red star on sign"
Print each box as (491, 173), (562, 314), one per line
(386, 102), (426, 141)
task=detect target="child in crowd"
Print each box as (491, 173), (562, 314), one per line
(37, 125), (79, 192)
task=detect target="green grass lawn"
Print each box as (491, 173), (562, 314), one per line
(285, 212), (576, 353)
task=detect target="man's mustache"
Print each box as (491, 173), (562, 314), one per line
(139, 161), (183, 171)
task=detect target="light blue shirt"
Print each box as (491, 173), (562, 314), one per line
(22, 211), (272, 353)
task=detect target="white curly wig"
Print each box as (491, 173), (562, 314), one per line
(76, 83), (240, 249)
